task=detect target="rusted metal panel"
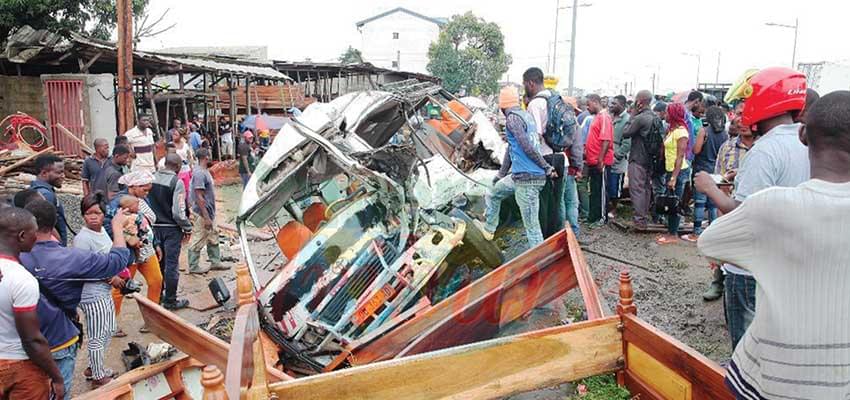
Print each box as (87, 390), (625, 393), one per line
(43, 79), (84, 156)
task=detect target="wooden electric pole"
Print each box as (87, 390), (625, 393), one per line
(116, 0), (134, 135)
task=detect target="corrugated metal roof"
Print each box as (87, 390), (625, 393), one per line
(152, 54), (289, 80)
(72, 34), (290, 80)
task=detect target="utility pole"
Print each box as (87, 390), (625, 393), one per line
(552, 0), (560, 73)
(766, 18), (799, 68)
(563, 1), (592, 96)
(116, 0), (134, 134)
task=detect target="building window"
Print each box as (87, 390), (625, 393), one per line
(392, 61), (399, 68)
(392, 32), (399, 39)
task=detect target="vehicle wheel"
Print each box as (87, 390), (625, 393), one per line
(449, 208), (503, 268)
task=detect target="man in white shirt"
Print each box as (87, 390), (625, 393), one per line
(698, 89), (850, 400)
(695, 67), (808, 351)
(124, 115), (156, 173)
(0, 207), (64, 399)
(523, 67), (566, 238)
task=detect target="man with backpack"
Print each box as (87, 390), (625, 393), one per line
(481, 86), (556, 249)
(522, 68), (579, 238)
(623, 90), (665, 230)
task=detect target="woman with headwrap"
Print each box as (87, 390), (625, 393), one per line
(657, 103), (691, 245)
(104, 171), (163, 336)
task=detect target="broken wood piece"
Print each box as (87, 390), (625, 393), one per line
(268, 317), (623, 400)
(54, 123), (94, 154)
(135, 294), (292, 383)
(0, 146), (53, 176)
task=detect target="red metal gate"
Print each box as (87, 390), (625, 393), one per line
(44, 80), (84, 156)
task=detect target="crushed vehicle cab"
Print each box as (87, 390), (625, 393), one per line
(237, 81), (508, 373)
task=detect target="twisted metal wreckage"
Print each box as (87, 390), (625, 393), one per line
(82, 82), (734, 400)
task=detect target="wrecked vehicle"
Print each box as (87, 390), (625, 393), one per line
(236, 81), (525, 373)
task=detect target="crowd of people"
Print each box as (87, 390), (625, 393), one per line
(483, 66), (850, 399)
(0, 114), (230, 398)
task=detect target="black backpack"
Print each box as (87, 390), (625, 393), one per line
(644, 116), (666, 175)
(536, 93), (578, 152)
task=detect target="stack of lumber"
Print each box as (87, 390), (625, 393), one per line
(0, 148), (83, 195)
(216, 84), (309, 111)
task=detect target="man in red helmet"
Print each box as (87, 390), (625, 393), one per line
(695, 67), (809, 351)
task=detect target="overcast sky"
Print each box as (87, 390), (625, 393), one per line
(138, 0), (850, 94)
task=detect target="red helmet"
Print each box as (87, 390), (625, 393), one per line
(740, 67), (806, 128)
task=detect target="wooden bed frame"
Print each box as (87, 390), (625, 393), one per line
(87, 228), (734, 399)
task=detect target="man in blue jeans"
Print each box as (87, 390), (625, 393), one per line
(481, 86), (555, 249)
(694, 67), (809, 348)
(149, 154), (193, 309)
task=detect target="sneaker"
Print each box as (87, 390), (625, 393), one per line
(162, 298), (190, 310)
(702, 282), (724, 302)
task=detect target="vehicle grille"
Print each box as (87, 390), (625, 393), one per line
(316, 240), (399, 325)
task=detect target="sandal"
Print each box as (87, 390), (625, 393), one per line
(84, 367), (92, 381)
(656, 235), (679, 245)
(139, 325), (150, 333)
(681, 234), (699, 243)
(113, 328), (127, 338)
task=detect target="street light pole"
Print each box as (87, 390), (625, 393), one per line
(766, 18), (799, 68)
(563, 1), (592, 96)
(553, 0), (560, 73)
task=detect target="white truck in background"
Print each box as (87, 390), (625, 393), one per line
(798, 61), (850, 94)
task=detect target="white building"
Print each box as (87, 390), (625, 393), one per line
(356, 7), (446, 75)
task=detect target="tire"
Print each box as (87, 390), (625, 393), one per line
(449, 208), (503, 268)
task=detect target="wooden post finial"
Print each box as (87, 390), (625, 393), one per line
(236, 263), (254, 306)
(202, 365), (228, 400)
(616, 269), (637, 316)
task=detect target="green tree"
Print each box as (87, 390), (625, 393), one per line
(339, 46), (364, 64)
(0, 0), (148, 41)
(427, 12), (511, 95)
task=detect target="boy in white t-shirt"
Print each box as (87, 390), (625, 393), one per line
(0, 207), (64, 399)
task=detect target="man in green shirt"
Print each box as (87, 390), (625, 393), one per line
(607, 95), (631, 217)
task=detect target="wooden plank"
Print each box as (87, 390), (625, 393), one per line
(55, 123), (94, 154)
(136, 294), (230, 370)
(347, 231), (574, 366)
(225, 303), (260, 400)
(0, 146), (53, 176)
(77, 355), (201, 400)
(269, 317), (623, 400)
(136, 295), (293, 383)
(627, 343), (692, 400)
(622, 314), (733, 400)
(566, 227), (605, 319)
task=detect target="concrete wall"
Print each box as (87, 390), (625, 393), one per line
(0, 76), (45, 121)
(359, 12), (440, 75)
(86, 74), (118, 148)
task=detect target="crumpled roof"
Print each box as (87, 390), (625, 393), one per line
(2, 25), (290, 81)
(2, 26), (71, 63)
